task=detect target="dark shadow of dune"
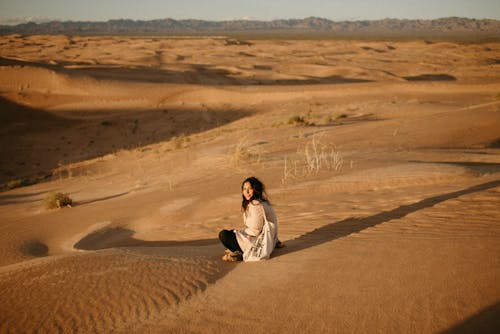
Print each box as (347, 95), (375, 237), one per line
(446, 162), (500, 175)
(360, 46), (387, 53)
(20, 240), (49, 257)
(273, 179), (500, 258)
(0, 96), (250, 186)
(439, 301), (500, 334)
(403, 73), (457, 81)
(0, 96), (73, 131)
(74, 227), (218, 250)
(0, 190), (53, 205)
(1, 56), (372, 86)
(486, 58), (500, 65)
(262, 75), (372, 85)
(488, 138), (500, 148)
(409, 160), (500, 176)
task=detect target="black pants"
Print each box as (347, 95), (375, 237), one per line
(219, 229), (243, 253)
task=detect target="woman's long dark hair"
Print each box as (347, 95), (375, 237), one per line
(241, 176), (269, 211)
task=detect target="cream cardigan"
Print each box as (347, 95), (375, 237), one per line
(234, 200), (278, 254)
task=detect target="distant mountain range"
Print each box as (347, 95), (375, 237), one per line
(1, 17), (499, 37)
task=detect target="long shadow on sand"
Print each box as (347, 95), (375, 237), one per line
(273, 179), (500, 258)
(410, 160), (500, 176)
(0, 56), (372, 85)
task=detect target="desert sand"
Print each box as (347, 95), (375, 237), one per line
(0, 34), (499, 333)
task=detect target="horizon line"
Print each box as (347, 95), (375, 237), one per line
(1, 15), (499, 26)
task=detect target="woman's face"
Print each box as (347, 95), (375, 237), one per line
(242, 182), (254, 201)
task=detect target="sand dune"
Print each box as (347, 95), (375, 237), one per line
(0, 34), (499, 333)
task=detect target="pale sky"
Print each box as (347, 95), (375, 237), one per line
(1, 0), (499, 24)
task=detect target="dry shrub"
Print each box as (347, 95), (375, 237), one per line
(229, 137), (260, 167)
(171, 134), (190, 149)
(44, 192), (73, 209)
(288, 115), (307, 126)
(7, 179), (23, 190)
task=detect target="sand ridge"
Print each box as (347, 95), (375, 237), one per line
(0, 35), (499, 333)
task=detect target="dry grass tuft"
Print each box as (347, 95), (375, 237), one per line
(282, 135), (343, 184)
(304, 136), (343, 174)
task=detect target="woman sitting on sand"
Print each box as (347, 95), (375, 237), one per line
(219, 176), (281, 262)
